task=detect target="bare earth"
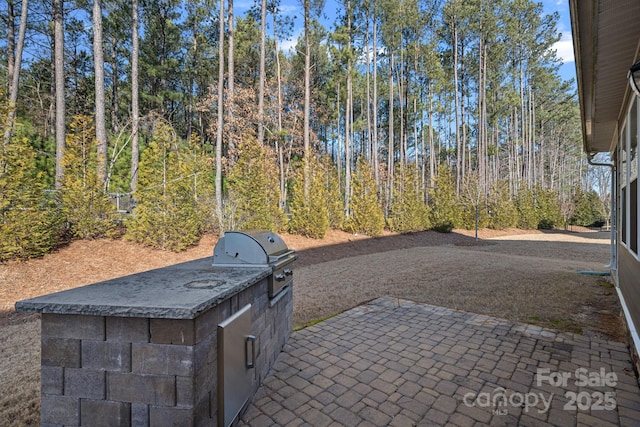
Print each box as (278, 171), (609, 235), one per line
(0, 227), (623, 425)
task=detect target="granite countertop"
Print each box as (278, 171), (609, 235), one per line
(14, 257), (272, 319)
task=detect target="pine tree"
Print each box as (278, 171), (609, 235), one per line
(571, 189), (606, 227)
(322, 154), (344, 230)
(428, 165), (461, 233)
(125, 120), (204, 250)
(534, 185), (562, 229)
(347, 157), (384, 236)
(60, 115), (117, 239)
(488, 180), (518, 230)
(226, 135), (285, 231)
(389, 164), (429, 232)
(515, 186), (538, 229)
(288, 156), (329, 238)
(1, 97), (62, 259)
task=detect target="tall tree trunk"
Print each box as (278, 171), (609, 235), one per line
(372, 17), (379, 186)
(130, 0), (140, 191)
(344, 0), (352, 218)
(364, 6), (371, 163)
(429, 84), (435, 187)
(129, 0), (140, 192)
(257, 0), (266, 145)
(452, 12), (461, 193)
(303, 0), (311, 200)
(273, 14), (285, 209)
(387, 51), (394, 210)
(111, 35), (119, 134)
(4, 0), (28, 146)
(93, 0), (108, 189)
(54, 0), (65, 189)
(7, 0), (16, 95)
(216, 0), (225, 233)
(227, 0), (235, 159)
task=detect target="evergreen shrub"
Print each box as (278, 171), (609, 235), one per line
(125, 120), (205, 250)
(346, 158), (385, 236)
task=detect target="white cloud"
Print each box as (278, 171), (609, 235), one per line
(552, 34), (574, 64)
(280, 28), (302, 53)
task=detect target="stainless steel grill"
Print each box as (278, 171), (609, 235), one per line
(213, 230), (297, 298)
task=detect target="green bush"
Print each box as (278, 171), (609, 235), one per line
(322, 155), (345, 230)
(428, 165), (461, 233)
(388, 164), (429, 232)
(488, 181), (518, 229)
(125, 120), (206, 251)
(60, 115), (118, 239)
(571, 190), (606, 227)
(534, 186), (562, 229)
(288, 157), (330, 238)
(226, 135), (285, 231)
(515, 185), (562, 230)
(515, 186), (538, 229)
(346, 158), (385, 236)
(0, 132), (62, 260)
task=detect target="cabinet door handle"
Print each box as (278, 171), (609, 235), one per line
(245, 335), (256, 369)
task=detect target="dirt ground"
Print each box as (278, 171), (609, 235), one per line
(0, 227), (624, 425)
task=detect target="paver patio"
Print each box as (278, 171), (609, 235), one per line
(239, 297), (640, 426)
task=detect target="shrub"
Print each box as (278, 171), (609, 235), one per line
(288, 156), (330, 238)
(0, 132), (62, 260)
(515, 184), (562, 230)
(534, 186), (562, 229)
(322, 155), (345, 230)
(125, 120), (206, 251)
(226, 135), (285, 231)
(346, 158), (385, 236)
(428, 165), (461, 233)
(59, 115), (118, 239)
(488, 181), (518, 229)
(571, 189), (606, 227)
(388, 164), (429, 232)
(515, 186), (538, 229)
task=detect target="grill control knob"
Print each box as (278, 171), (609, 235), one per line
(284, 269), (293, 276)
(275, 274), (286, 281)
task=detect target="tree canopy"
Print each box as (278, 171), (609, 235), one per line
(1, 0), (604, 257)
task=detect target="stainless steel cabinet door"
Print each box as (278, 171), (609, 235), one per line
(218, 304), (255, 427)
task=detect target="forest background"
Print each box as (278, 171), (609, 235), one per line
(0, 0), (610, 259)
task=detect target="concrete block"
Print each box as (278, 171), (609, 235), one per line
(40, 394), (79, 425)
(132, 342), (194, 376)
(42, 314), (105, 340)
(42, 337), (81, 368)
(131, 403), (150, 427)
(194, 333), (216, 371)
(195, 395), (213, 427)
(41, 365), (64, 395)
(150, 406), (194, 426)
(150, 318), (195, 345)
(80, 399), (131, 427)
(176, 375), (195, 407)
(106, 317), (149, 342)
(64, 368), (105, 399)
(195, 304), (231, 344)
(107, 372), (175, 406)
(82, 340), (131, 371)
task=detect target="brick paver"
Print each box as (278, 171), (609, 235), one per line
(238, 297), (640, 426)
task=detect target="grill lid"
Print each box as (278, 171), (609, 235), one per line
(213, 231), (292, 266)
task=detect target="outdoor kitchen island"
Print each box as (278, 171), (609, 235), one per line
(15, 232), (296, 427)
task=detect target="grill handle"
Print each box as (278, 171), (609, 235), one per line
(245, 335), (256, 369)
